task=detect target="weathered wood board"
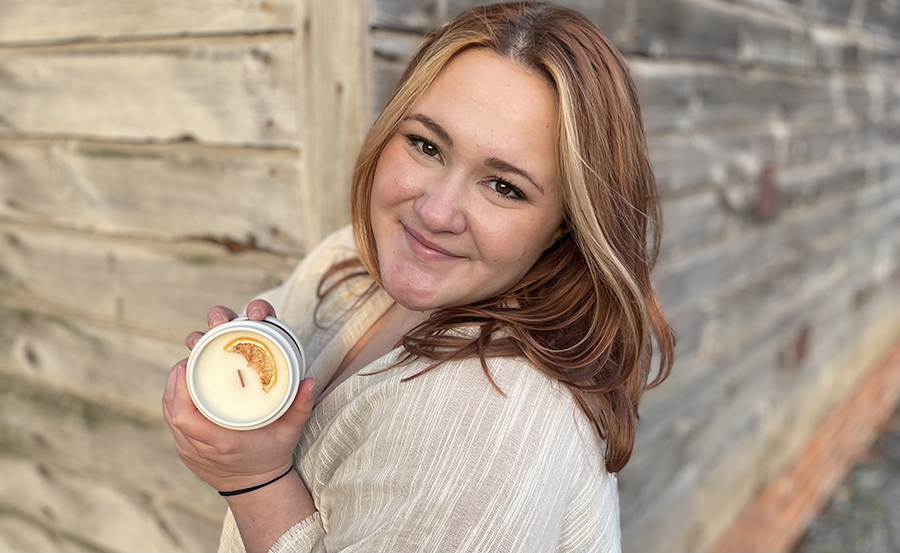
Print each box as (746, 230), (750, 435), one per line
(632, 0), (808, 67)
(621, 289), (900, 552)
(630, 59), (873, 133)
(653, 179), (900, 316)
(0, 373), (224, 520)
(0, 223), (299, 338)
(0, 0), (294, 44)
(648, 128), (779, 196)
(371, 0), (443, 32)
(658, 191), (728, 257)
(371, 29), (423, 118)
(864, 0), (900, 39)
(715, 155), (877, 231)
(0, 302), (185, 420)
(0, 514), (95, 553)
(0, 456), (220, 553)
(0, 37), (297, 146)
(372, 0), (632, 48)
(623, 196), (900, 550)
(295, 0), (371, 246)
(0, 139), (306, 254)
(628, 179), (900, 516)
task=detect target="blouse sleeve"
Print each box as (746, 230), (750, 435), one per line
(263, 357), (620, 553)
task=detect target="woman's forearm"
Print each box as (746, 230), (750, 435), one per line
(225, 470), (318, 553)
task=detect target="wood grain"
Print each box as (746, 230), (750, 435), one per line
(0, 455), (220, 552)
(630, 60), (872, 133)
(0, 373), (225, 520)
(0, 514), (95, 553)
(709, 342), (900, 553)
(0, 302), (185, 419)
(0, 37), (297, 146)
(0, 139), (305, 253)
(0, 223), (299, 338)
(371, 29), (422, 117)
(0, 0), (294, 44)
(295, 0), (370, 248)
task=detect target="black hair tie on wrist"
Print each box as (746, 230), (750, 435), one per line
(218, 465), (295, 497)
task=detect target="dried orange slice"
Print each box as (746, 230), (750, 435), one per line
(225, 337), (277, 393)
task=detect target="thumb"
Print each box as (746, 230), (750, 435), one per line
(281, 378), (316, 427)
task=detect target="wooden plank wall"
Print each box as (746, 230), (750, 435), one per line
(0, 1), (368, 551)
(1, 0), (899, 551)
(369, 1), (900, 553)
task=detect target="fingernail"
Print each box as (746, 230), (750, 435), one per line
(249, 306), (265, 319)
(307, 383), (316, 401)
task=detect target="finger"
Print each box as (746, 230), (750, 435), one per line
(208, 306), (239, 329)
(170, 364), (229, 447)
(246, 299), (276, 320)
(172, 363), (198, 414)
(169, 423), (199, 458)
(162, 359), (186, 424)
(170, 363), (203, 432)
(281, 378), (316, 427)
(185, 331), (205, 351)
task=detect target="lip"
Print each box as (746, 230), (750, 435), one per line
(402, 224), (463, 261)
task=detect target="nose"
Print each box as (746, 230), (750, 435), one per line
(412, 172), (468, 235)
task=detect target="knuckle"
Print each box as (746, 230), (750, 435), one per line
(171, 411), (190, 430)
(223, 434), (241, 453)
(213, 436), (238, 456)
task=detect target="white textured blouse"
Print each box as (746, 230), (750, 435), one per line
(218, 226), (621, 553)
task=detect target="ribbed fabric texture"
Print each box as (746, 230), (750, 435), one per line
(218, 226), (621, 553)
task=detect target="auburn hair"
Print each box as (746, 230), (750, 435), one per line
(329, 1), (674, 473)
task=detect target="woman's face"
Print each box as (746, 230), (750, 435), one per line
(371, 48), (566, 312)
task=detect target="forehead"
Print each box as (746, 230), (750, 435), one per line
(408, 48), (559, 179)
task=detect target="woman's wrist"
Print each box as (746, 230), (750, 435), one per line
(218, 465), (295, 497)
(225, 468), (318, 553)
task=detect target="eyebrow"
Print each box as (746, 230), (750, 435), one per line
(404, 114), (453, 147)
(403, 113), (545, 195)
(484, 157), (544, 195)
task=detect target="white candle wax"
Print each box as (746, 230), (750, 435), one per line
(191, 330), (291, 424)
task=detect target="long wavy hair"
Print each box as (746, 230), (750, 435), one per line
(327, 1), (674, 473)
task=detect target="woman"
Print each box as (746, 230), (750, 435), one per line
(163, 3), (674, 552)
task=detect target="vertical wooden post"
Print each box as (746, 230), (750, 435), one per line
(295, 0), (372, 253)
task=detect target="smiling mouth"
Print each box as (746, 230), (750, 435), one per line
(402, 224), (463, 260)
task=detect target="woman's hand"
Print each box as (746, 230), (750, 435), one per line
(162, 299), (317, 494)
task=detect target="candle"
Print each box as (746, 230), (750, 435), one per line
(187, 317), (305, 430)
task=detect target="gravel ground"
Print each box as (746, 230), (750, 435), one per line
(794, 404), (900, 553)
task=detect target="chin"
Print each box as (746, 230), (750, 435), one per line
(386, 288), (442, 313)
(381, 276), (448, 312)
(379, 261), (445, 311)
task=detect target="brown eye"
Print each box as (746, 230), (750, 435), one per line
(407, 135), (441, 160)
(421, 142), (438, 157)
(487, 178), (524, 200)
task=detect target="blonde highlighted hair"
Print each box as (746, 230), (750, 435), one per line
(336, 1), (674, 472)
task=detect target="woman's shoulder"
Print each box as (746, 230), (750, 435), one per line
(295, 225), (358, 277)
(266, 226), (359, 317)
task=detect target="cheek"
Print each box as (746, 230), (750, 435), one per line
(372, 144), (419, 208)
(477, 216), (550, 267)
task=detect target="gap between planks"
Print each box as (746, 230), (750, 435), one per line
(0, 29), (295, 51)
